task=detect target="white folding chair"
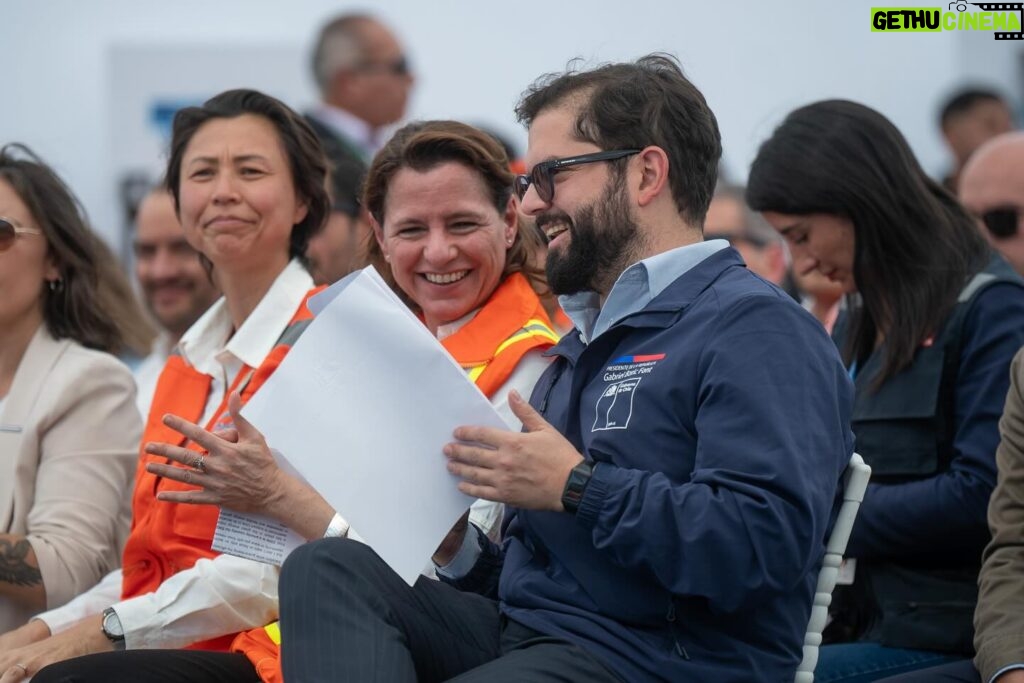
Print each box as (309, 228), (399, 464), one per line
(794, 452), (872, 683)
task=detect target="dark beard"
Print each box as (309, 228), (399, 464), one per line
(543, 175), (640, 296)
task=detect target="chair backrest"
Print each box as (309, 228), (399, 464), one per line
(794, 452), (872, 683)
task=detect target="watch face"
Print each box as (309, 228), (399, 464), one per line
(103, 610), (124, 638)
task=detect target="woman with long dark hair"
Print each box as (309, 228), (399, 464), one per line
(748, 99), (1024, 681)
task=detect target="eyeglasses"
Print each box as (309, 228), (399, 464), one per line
(0, 217), (42, 252)
(356, 55), (410, 77)
(980, 207), (1020, 240)
(513, 149), (642, 204)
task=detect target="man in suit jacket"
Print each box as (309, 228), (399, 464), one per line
(305, 14), (413, 167)
(302, 14), (411, 284)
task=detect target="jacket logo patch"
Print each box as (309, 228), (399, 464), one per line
(593, 377), (642, 431)
(592, 353), (665, 432)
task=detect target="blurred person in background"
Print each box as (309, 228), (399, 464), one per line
(304, 155), (370, 285)
(705, 183), (789, 286)
(305, 13), (413, 167)
(793, 267), (845, 334)
(0, 144), (144, 639)
(938, 88), (1015, 193)
(131, 188), (219, 416)
(301, 13), (413, 287)
(959, 132), (1024, 278)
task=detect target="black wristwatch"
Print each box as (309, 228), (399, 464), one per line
(561, 460), (595, 514)
(101, 607), (126, 650)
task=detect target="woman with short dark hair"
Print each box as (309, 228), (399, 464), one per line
(0, 89), (329, 683)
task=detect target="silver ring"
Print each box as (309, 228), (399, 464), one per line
(193, 454), (206, 472)
(12, 663), (28, 674)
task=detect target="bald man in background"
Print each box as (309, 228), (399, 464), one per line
(960, 132), (1024, 277)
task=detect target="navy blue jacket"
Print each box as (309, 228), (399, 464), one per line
(454, 249), (854, 681)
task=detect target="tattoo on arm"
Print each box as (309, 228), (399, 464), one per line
(0, 538), (42, 587)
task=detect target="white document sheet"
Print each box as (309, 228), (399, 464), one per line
(240, 267), (508, 584)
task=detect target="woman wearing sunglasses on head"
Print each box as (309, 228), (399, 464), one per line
(747, 99), (1024, 682)
(0, 145), (150, 639)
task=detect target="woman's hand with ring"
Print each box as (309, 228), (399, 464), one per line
(144, 391), (288, 515)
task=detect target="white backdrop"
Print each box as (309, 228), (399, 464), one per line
(0, 0), (1018, 247)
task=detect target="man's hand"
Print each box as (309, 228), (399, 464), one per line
(0, 615), (109, 681)
(996, 669), (1024, 682)
(444, 390), (584, 511)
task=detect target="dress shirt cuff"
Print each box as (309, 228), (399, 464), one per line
(112, 555), (278, 650)
(435, 524), (484, 580)
(978, 635), (1024, 683)
(34, 569), (122, 635)
(991, 664), (1024, 683)
(323, 512), (349, 539)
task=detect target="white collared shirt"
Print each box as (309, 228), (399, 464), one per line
(177, 259), (314, 429)
(132, 332), (174, 420)
(34, 259), (313, 649)
(560, 239), (730, 344)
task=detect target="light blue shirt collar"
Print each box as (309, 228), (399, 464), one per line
(560, 239), (730, 344)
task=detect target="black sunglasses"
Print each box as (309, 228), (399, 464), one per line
(356, 55), (410, 77)
(0, 217), (42, 252)
(513, 149), (641, 204)
(981, 207), (1020, 240)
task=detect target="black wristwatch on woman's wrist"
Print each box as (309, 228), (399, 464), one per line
(561, 461), (595, 514)
(101, 607), (126, 650)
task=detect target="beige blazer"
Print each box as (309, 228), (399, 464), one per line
(0, 326), (141, 633)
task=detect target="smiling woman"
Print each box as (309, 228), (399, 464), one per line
(61, 120), (560, 683)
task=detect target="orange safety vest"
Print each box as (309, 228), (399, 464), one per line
(120, 287), (322, 652)
(231, 272), (558, 682)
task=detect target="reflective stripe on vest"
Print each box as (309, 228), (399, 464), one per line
(465, 317), (560, 383)
(264, 621), (281, 645)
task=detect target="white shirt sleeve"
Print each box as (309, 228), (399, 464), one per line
(112, 554), (279, 650)
(33, 569), (123, 634)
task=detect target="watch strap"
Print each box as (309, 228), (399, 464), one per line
(561, 460), (595, 514)
(101, 607), (126, 650)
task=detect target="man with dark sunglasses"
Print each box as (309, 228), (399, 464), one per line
(279, 54), (853, 683)
(960, 132), (1024, 277)
(304, 14), (414, 170)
